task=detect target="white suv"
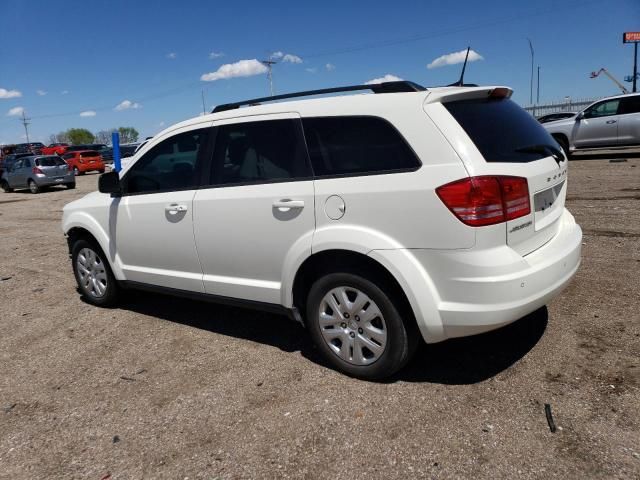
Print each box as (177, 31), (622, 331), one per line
(62, 81), (582, 379)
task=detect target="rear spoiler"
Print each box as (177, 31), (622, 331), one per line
(424, 86), (513, 104)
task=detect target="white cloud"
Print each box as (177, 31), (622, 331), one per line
(61, 90), (69, 95)
(115, 100), (141, 111)
(365, 74), (403, 85)
(271, 51), (284, 60)
(200, 59), (268, 82)
(325, 63), (336, 71)
(282, 53), (302, 64)
(0, 88), (22, 99)
(427, 49), (483, 69)
(166, 52), (177, 59)
(80, 110), (96, 117)
(305, 67), (318, 74)
(7, 106), (24, 116)
(36, 89), (47, 96)
(209, 51), (224, 59)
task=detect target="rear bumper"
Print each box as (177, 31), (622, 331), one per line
(35, 174), (75, 186)
(369, 209), (582, 343)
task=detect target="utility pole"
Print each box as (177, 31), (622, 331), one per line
(634, 42), (638, 93)
(537, 66), (541, 104)
(261, 60), (277, 96)
(201, 89), (207, 115)
(527, 38), (534, 105)
(20, 110), (31, 147)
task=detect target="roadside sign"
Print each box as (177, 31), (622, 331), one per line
(623, 32), (640, 43)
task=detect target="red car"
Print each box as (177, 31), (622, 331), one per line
(62, 150), (106, 175)
(42, 143), (70, 155)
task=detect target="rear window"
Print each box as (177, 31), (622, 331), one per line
(36, 157), (66, 167)
(302, 116), (420, 177)
(445, 98), (559, 163)
(80, 151), (99, 157)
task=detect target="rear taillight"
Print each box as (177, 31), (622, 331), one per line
(32, 167), (44, 175)
(436, 176), (530, 227)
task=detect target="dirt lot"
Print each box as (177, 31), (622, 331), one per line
(1, 157), (639, 479)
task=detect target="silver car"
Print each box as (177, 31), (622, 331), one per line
(1, 155), (75, 193)
(543, 93), (640, 157)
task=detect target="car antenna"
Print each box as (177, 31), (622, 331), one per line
(449, 46), (471, 87)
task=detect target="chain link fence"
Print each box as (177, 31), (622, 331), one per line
(523, 97), (600, 117)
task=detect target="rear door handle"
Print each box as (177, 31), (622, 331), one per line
(273, 199), (305, 210)
(165, 204), (188, 214)
(606, 120), (617, 124)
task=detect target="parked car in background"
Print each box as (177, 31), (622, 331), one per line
(98, 146), (114, 163)
(537, 112), (576, 124)
(1, 155), (75, 193)
(544, 92), (640, 156)
(12, 142), (45, 154)
(62, 80), (582, 379)
(42, 143), (70, 155)
(120, 144), (139, 157)
(62, 150), (106, 175)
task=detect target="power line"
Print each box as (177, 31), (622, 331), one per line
(0, 0), (606, 126)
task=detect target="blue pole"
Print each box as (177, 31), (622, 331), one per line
(112, 131), (121, 173)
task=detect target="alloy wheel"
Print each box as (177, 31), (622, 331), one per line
(76, 247), (108, 298)
(317, 286), (388, 365)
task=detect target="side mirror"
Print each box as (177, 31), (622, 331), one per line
(98, 171), (122, 196)
(576, 112), (585, 121)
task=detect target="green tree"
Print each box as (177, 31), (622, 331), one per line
(118, 127), (139, 144)
(66, 128), (95, 145)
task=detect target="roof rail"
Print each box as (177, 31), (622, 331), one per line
(211, 80), (426, 113)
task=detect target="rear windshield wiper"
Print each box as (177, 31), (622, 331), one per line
(515, 144), (565, 162)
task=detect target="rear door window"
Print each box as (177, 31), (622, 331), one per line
(302, 116), (420, 177)
(619, 96), (640, 115)
(445, 98), (560, 163)
(210, 119), (311, 185)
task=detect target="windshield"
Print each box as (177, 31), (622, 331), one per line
(445, 98), (560, 163)
(36, 157), (66, 167)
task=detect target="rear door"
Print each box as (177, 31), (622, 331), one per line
(440, 94), (569, 255)
(617, 95), (640, 146)
(573, 98), (621, 148)
(192, 114), (315, 304)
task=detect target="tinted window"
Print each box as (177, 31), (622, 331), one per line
(80, 151), (99, 157)
(36, 157), (66, 167)
(63, 153), (75, 160)
(445, 98), (559, 163)
(124, 129), (205, 194)
(619, 96), (640, 115)
(211, 119), (310, 185)
(585, 99), (620, 118)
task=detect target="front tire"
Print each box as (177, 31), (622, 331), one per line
(71, 238), (119, 307)
(28, 180), (40, 194)
(306, 272), (416, 380)
(1, 180), (13, 193)
(66, 182), (76, 189)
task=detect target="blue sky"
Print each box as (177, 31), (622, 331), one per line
(0, 0), (638, 144)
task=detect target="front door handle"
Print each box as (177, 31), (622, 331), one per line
(273, 199), (305, 210)
(165, 204), (188, 214)
(606, 119), (617, 124)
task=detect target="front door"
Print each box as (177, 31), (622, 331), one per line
(114, 126), (210, 292)
(193, 114), (315, 305)
(573, 98), (621, 148)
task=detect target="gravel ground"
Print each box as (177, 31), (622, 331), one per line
(1, 158), (639, 479)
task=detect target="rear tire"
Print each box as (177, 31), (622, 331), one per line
(66, 183), (76, 189)
(553, 135), (571, 160)
(28, 180), (40, 194)
(98, 169), (105, 174)
(71, 238), (119, 307)
(1, 180), (13, 193)
(306, 272), (416, 380)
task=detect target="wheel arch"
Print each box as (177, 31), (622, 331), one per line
(290, 249), (420, 338)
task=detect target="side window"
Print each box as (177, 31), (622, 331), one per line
(584, 99), (620, 118)
(302, 116), (420, 177)
(124, 129), (205, 194)
(210, 119), (310, 186)
(619, 96), (640, 115)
